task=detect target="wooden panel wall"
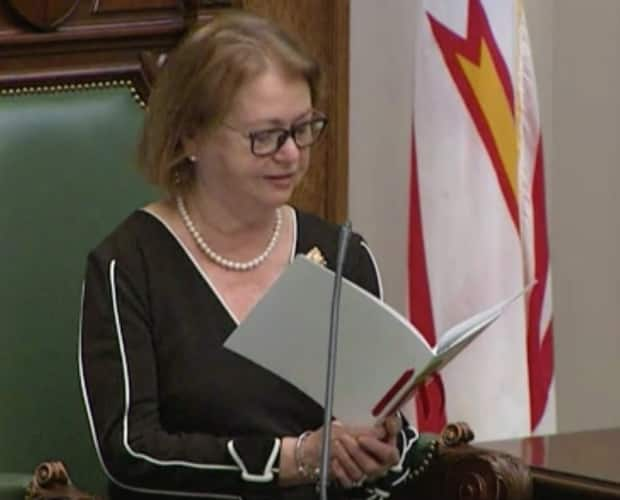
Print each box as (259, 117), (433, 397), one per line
(0, 0), (349, 221)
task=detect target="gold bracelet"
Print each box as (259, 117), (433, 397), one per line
(294, 431), (320, 481)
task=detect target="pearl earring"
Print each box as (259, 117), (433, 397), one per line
(188, 154), (197, 163)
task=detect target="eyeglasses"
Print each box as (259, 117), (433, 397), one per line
(222, 112), (328, 157)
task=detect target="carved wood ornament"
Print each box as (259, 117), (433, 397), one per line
(6, 0), (80, 31)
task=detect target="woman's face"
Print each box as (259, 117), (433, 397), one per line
(185, 66), (314, 214)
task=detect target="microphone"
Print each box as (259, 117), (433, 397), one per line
(318, 220), (353, 500)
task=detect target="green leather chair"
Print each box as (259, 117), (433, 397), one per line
(0, 82), (155, 498)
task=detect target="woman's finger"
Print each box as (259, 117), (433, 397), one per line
(331, 457), (353, 489)
(331, 437), (365, 482)
(382, 414), (401, 438)
(357, 435), (400, 469)
(345, 423), (386, 441)
(338, 432), (383, 475)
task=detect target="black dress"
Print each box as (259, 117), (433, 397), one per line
(79, 208), (418, 500)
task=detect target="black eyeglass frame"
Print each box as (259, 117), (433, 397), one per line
(222, 112), (328, 158)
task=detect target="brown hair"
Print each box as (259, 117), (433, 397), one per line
(137, 10), (322, 194)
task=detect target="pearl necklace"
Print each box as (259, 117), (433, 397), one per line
(176, 196), (282, 272)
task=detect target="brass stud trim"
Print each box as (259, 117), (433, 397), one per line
(407, 439), (438, 482)
(0, 80), (145, 108)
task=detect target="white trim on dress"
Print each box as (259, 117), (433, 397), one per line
(78, 265), (243, 498)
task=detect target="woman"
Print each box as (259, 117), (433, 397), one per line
(79, 11), (420, 500)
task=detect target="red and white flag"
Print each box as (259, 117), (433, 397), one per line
(408, 0), (555, 441)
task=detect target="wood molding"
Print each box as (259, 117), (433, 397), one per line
(92, 0), (177, 14)
(6, 0), (80, 32)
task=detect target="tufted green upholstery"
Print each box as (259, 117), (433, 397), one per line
(0, 86), (156, 497)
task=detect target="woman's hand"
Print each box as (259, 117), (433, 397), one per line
(352, 414), (401, 482)
(381, 413), (402, 443)
(302, 417), (401, 488)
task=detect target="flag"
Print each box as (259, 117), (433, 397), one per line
(408, 0), (555, 442)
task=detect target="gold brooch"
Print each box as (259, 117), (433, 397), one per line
(306, 246), (327, 266)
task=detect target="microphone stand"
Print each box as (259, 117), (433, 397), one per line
(318, 221), (353, 500)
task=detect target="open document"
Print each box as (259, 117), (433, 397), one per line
(224, 255), (527, 426)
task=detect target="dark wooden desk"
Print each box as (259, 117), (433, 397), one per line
(480, 427), (620, 499)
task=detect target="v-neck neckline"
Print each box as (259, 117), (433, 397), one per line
(139, 205), (299, 326)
